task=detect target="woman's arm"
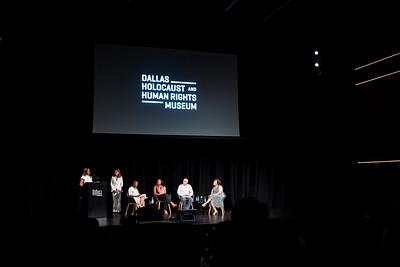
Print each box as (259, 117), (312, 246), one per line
(110, 177), (116, 191)
(217, 186), (223, 195)
(79, 178), (84, 187)
(130, 188), (140, 197)
(153, 186), (158, 196)
(177, 185), (183, 197)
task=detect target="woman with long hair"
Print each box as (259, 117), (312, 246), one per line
(110, 169), (123, 213)
(80, 168), (92, 187)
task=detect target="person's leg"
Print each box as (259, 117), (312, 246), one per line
(165, 194), (177, 207)
(202, 197), (211, 207)
(158, 195), (168, 209)
(112, 193), (118, 212)
(183, 197), (190, 210)
(211, 201), (218, 215)
(139, 196), (145, 207)
(126, 198), (136, 216)
(188, 197), (194, 209)
(179, 196), (184, 209)
(164, 199), (170, 214)
(158, 194), (169, 213)
(112, 193), (115, 212)
(157, 194), (165, 209)
(117, 192), (122, 212)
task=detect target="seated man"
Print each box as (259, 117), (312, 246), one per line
(177, 178), (194, 210)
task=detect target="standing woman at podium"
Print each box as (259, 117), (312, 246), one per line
(78, 168), (93, 215)
(111, 169), (124, 213)
(79, 168), (93, 187)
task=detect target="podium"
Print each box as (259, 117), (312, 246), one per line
(85, 181), (107, 218)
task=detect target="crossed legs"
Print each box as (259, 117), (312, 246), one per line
(202, 196), (224, 216)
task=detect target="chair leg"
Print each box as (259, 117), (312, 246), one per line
(125, 205), (129, 218)
(125, 203), (134, 218)
(157, 201), (160, 210)
(132, 204), (137, 215)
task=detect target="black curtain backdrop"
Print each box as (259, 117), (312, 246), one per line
(26, 158), (293, 217)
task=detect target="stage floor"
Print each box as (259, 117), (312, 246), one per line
(96, 211), (231, 227)
(96, 208), (296, 227)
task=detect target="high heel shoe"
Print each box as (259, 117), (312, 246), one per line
(213, 210), (218, 215)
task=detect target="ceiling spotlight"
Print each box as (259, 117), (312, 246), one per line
(314, 50), (319, 55)
(314, 62), (320, 67)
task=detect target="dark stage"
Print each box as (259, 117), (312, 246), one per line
(96, 212), (231, 227)
(95, 208), (297, 227)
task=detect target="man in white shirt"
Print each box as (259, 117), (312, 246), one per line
(177, 178), (194, 210)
